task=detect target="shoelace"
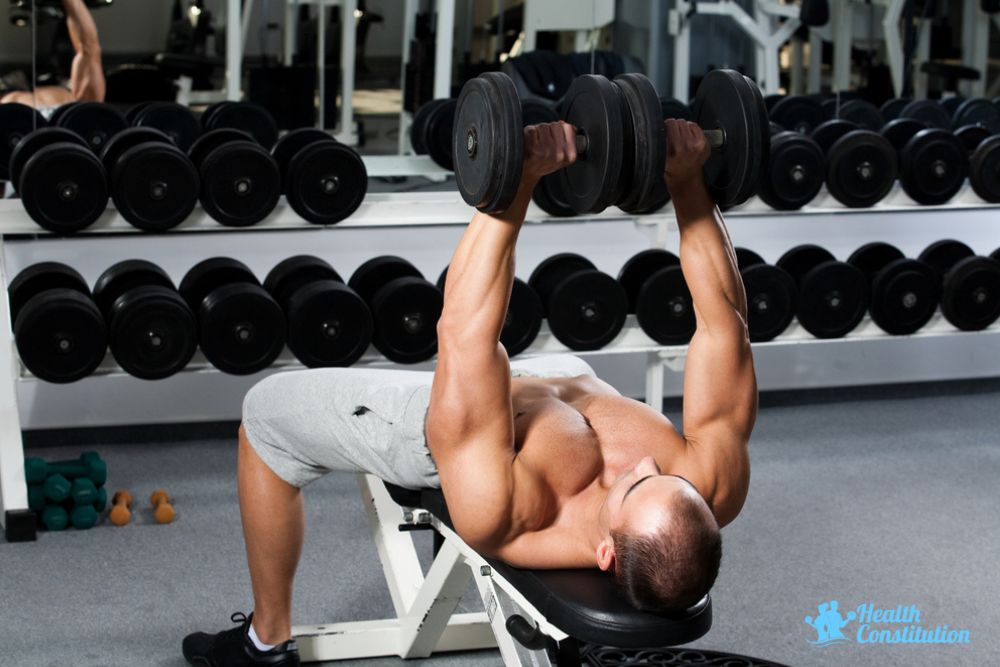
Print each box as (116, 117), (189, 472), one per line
(231, 612), (250, 627)
(210, 612), (251, 649)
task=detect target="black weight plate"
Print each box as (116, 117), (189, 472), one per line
(634, 266), (695, 345)
(286, 280), (372, 367)
(770, 95), (825, 134)
(633, 183), (670, 214)
(411, 99), (452, 154)
(204, 101), (279, 149)
(286, 141), (368, 225)
(769, 121), (784, 135)
(992, 247), (1000, 262)
(659, 96), (692, 121)
(264, 255), (342, 309)
(615, 73), (666, 214)
(825, 130), (897, 208)
(198, 283), (285, 375)
(454, 73), (523, 213)
(880, 98), (911, 122)
(502, 278), (544, 357)
(178, 257), (259, 314)
(810, 119), (860, 155)
(617, 249), (680, 312)
(549, 269), (627, 350)
(776, 244), (837, 285)
(0, 103), (47, 181)
(899, 99), (951, 129)
(532, 173), (576, 216)
(735, 247), (766, 270)
(867, 258), (939, 335)
(880, 118), (927, 155)
(820, 98), (838, 120)
(92, 259), (174, 318)
(692, 69), (757, 208)
(107, 286), (197, 379)
(528, 253), (598, 313)
(940, 256), (1000, 331)
(200, 101), (236, 131)
(48, 102), (81, 127)
(369, 276), (442, 363)
(348, 256), (423, 305)
(763, 94), (783, 112)
(13, 288), (106, 383)
(899, 129), (967, 205)
(796, 261), (868, 338)
(941, 96), (964, 117)
(271, 128), (335, 184)
(111, 142), (199, 231)
(99, 126), (170, 172)
(54, 102), (128, 153)
(846, 241), (905, 280)
(954, 124), (991, 153)
(20, 143), (109, 233)
(609, 79), (635, 208)
(758, 131), (825, 211)
(917, 239), (975, 277)
(199, 141), (281, 226)
(740, 263), (797, 342)
(133, 102), (202, 152)
(558, 75), (624, 214)
(521, 99), (559, 127)
(125, 101), (154, 125)
(743, 74), (770, 202)
(969, 135), (1000, 203)
(8, 127), (87, 192)
(425, 98), (457, 170)
(835, 99), (884, 131)
(953, 98), (1000, 133)
(7, 262), (89, 323)
(188, 128), (255, 168)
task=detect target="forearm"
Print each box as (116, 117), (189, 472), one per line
(63, 0), (101, 54)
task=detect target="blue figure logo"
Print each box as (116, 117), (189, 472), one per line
(804, 600), (856, 646)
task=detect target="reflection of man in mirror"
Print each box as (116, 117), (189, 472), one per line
(2, 0), (105, 107)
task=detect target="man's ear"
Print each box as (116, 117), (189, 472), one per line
(596, 536), (615, 571)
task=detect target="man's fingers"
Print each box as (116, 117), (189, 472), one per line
(560, 121), (577, 163)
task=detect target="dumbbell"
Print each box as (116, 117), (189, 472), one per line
(951, 97), (1000, 134)
(831, 99), (884, 131)
(953, 124), (991, 154)
(270, 128), (368, 225)
(7, 263), (107, 382)
(734, 249), (798, 342)
(918, 240), (1000, 331)
(435, 267), (543, 358)
(200, 101), (279, 149)
(940, 96), (965, 118)
(410, 98), (457, 170)
(522, 101), (576, 218)
(659, 96), (693, 122)
(616, 249), (693, 345)
(24, 451), (106, 485)
(527, 253), (627, 350)
(130, 101), (202, 152)
(150, 489), (175, 524)
(0, 102), (47, 182)
(52, 101), (128, 153)
(897, 99), (952, 130)
(969, 136), (1000, 203)
(40, 505), (69, 531)
(7, 127), (109, 232)
(110, 490), (132, 526)
(879, 119), (968, 205)
(264, 255), (373, 367)
(347, 257), (443, 364)
(880, 97), (912, 123)
(768, 95), (826, 134)
(809, 119), (897, 207)
(187, 128), (281, 227)
(776, 245), (868, 338)
(92, 260), (198, 379)
(178, 258), (286, 374)
(758, 131), (825, 210)
(98, 127), (199, 231)
(40, 503), (99, 530)
(845, 243), (939, 335)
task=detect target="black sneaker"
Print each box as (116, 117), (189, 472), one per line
(182, 612), (300, 666)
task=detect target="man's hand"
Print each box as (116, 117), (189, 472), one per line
(522, 122), (577, 184)
(663, 119), (711, 193)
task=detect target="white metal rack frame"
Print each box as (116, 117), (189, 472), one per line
(2, 188), (999, 541)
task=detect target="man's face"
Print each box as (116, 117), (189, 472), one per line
(598, 456), (699, 537)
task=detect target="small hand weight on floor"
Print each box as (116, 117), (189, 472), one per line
(150, 489), (175, 524)
(110, 490), (133, 526)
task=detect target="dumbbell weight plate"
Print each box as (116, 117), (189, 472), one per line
(125, 101), (155, 125)
(454, 73), (523, 213)
(411, 99), (452, 154)
(286, 141), (368, 225)
(198, 140), (282, 227)
(899, 129), (967, 205)
(187, 128), (256, 168)
(200, 101), (236, 131)
(940, 257), (1000, 331)
(425, 99), (457, 171)
(132, 101), (203, 152)
(810, 119), (859, 155)
(0, 103), (47, 181)
(735, 247), (766, 270)
(634, 266), (695, 345)
(54, 102), (128, 153)
(615, 74), (666, 215)
(758, 131), (825, 211)
(99, 127), (170, 170)
(348, 256), (424, 305)
(969, 135), (1000, 203)
(880, 118), (927, 155)
(952, 97), (1000, 134)
(18, 141), (109, 233)
(880, 98), (911, 122)
(532, 172), (576, 217)
(660, 96), (692, 121)
(941, 97), (964, 117)
(954, 124), (991, 153)
(836, 99), (884, 132)
(7, 127), (87, 193)
(202, 101), (279, 149)
(285, 280), (373, 367)
(777, 245), (868, 338)
(271, 128), (334, 188)
(847, 243), (938, 335)
(617, 249), (680, 313)
(825, 130), (897, 208)
(770, 95), (825, 134)
(369, 276), (442, 363)
(48, 102), (81, 128)
(899, 99), (951, 130)
(918, 239), (975, 277)
(740, 263), (797, 342)
(265, 255), (343, 307)
(548, 270), (628, 350)
(529, 253), (597, 314)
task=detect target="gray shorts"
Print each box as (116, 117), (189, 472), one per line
(242, 354), (597, 489)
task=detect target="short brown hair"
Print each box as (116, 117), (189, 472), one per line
(611, 498), (721, 612)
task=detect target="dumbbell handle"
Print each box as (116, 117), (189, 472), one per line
(572, 126), (725, 157)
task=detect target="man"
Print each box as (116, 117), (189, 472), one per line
(1, 0), (105, 107)
(183, 118), (756, 666)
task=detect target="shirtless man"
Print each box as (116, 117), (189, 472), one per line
(182, 118), (756, 667)
(2, 0), (105, 107)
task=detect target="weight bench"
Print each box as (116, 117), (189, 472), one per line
(290, 474), (712, 666)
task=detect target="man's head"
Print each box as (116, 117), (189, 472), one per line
(595, 456), (721, 612)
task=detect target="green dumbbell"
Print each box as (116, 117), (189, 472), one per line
(93, 486), (107, 512)
(28, 484), (45, 511)
(69, 505), (99, 529)
(42, 474), (72, 502)
(24, 451), (107, 485)
(41, 505), (69, 531)
(70, 477), (97, 506)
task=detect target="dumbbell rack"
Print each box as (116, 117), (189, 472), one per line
(2, 187), (1000, 541)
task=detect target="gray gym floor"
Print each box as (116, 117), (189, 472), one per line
(2, 378), (998, 667)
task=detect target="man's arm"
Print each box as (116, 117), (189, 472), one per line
(667, 120), (756, 526)
(63, 0), (105, 102)
(427, 123), (575, 551)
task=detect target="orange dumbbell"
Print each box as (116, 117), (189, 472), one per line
(110, 490), (133, 526)
(150, 489), (175, 524)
